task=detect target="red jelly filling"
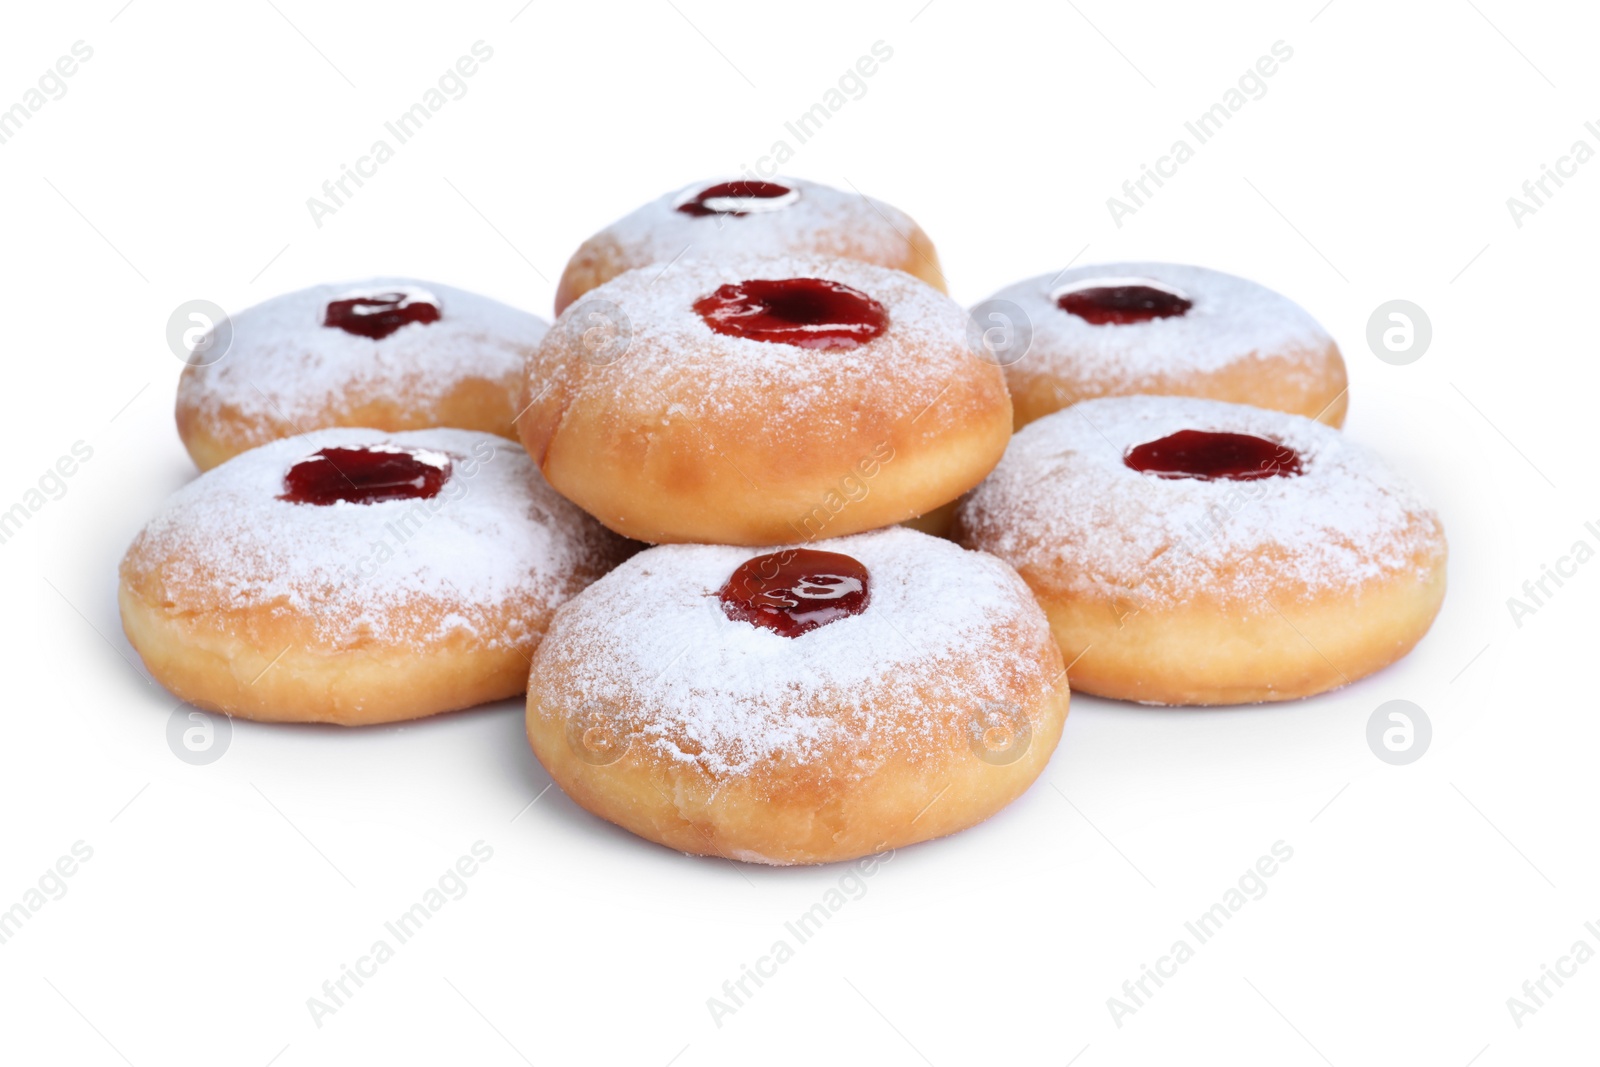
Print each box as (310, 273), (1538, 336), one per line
(1057, 282), (1192, 325)
(719, 549), (870, 638)
(694, 278), (889, 349)
(1124, 430), (1303, 481)
(279, 445), (451, 505)
(675, 180), (797, 217)
(324, 287), (442, 339)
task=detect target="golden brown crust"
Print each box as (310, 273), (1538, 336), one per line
(553, 178), (947, 314)
(901, 225), (948, 294)
(521, 256), (1011, 545)
(987, 263), (1348, 431)
(1009, 341), (1349, 430)
(955, 396), (1447, 704)
(118, 428), (634, 725)
(557, 224), (948, 315)
(174, 279), (545, 471)
(119, 581), (536, 725)
(1018, 548), (1446, 704)
(176, 372), (523, 472)
(527, 677), (1068, 865)
(522, 531), (1068, 864)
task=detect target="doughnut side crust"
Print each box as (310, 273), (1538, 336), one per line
(118, 584), (537, 725)
(1008, 342), (1348, 431)
(1028, 566), (1446, 705)
(991, 263), (1348, 430)
(176, 279), (547, 471)
(524, 529), (1069, 865)
(954, 396), (1447, 704)
(177, 374), (523, 473)
(119, 428), (632, 724)
(521, 256), (1012, 545)
(554, 177), (945, 313)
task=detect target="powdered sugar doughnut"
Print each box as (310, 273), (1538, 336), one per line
(177, 279), (548, 471)
(554, 177), (944, 314)
(985, 263), (1347, 430)
(519, 255), (1012, 545)
(954, 396), (1446, 704)
(525, 527), (1068, 865)
(119, 428), (632, 725)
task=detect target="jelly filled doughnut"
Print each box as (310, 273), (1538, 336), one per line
(525, 527), (1069, 865)
(519, 255), (1012, 546)
(953, 396), (1446, 705)
(176, 279), (548, 471)
(119, 428), (632, 725)
(554, 177), (944, 314)
(982, 263), (1348, 430)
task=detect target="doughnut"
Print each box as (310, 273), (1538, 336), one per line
(519, 255), (1012, 546)
(554, 177), (944, 314)
(176, 279), (548, 471)
(953, 396), (1446, 705)
(119, 428), (632, 725)
(980, 262), (1348, 430)
(524, 527), (1069, 865)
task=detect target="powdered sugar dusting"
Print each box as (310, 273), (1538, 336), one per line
(179, 278), (547, 423)
(532, 527), (1057, 779)
(123, 428), (626, 648)
(596, 176), (922, 271)
(957, 396), (1443, 607)
(531, 255), (981, 444)
(991, 262), (1333, 392)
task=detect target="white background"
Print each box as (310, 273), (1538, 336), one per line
(2, 1), (1595, 1064)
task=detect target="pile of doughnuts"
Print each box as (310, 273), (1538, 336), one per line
(119, 175), (1446, 865)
